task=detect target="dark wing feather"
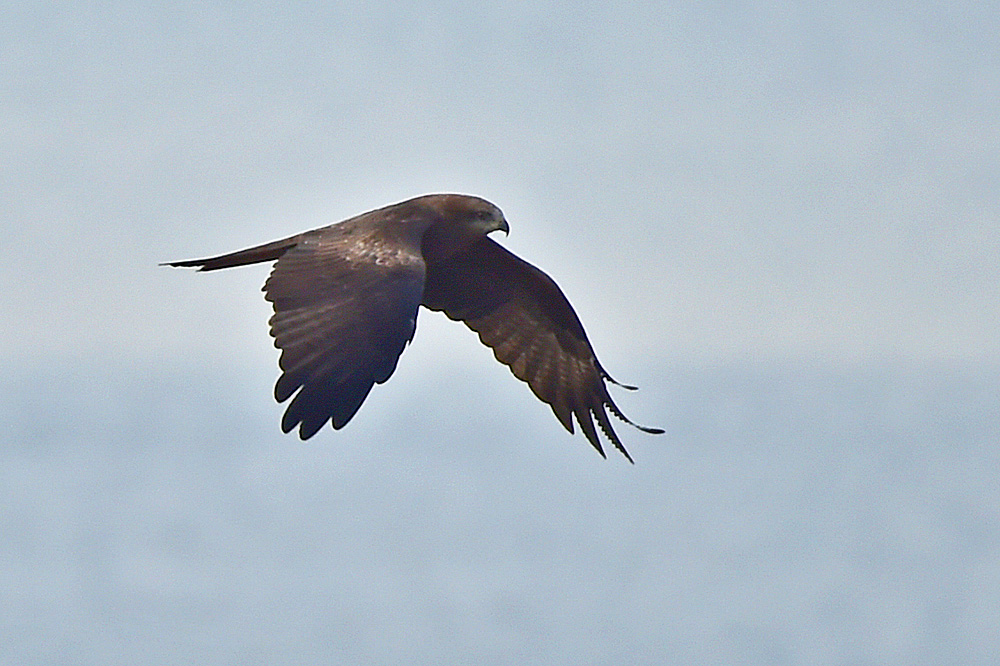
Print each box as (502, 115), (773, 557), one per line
(422, 237), (661, 462)
(265, 230), (425, 439)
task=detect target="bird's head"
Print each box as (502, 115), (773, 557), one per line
(416, 194), (510, 263)
(438, 194), (509, 237)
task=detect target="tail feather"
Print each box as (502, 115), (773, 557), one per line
(162, 236), (300, 271)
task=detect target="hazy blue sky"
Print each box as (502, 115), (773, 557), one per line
(5, 0), (998, 370)
(3, 2), (998, 664)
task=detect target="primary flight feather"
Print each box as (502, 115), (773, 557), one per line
(165, 194), (661, 461)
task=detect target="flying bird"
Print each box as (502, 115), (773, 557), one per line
(165, 194), (661, 461)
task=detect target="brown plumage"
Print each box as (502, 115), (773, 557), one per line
(165, 194), (661, 461)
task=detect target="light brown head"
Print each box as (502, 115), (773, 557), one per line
(416, 194), (509, 262)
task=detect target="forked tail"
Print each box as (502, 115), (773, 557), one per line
(161, 236), (300, 271)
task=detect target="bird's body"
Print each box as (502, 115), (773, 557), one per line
(166, 194), (661, 461)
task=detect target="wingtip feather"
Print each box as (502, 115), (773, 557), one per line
(603, 389), (664, 437)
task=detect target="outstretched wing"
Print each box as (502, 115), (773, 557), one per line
(421, 237), (661, 462)
(265, 228), (426, 439)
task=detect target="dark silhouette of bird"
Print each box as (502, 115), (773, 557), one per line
(165, 194), (661, 461)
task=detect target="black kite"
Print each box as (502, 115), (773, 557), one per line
(165, 194), (661, 461)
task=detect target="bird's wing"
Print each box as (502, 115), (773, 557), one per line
(421, 237), (660, 462)
(265, 228), (426, 439)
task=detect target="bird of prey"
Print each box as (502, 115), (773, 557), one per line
(165, 194), (661, 461)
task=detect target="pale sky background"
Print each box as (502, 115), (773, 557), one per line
(3, 2), (999, 664)
(5, 0), (997, 369)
